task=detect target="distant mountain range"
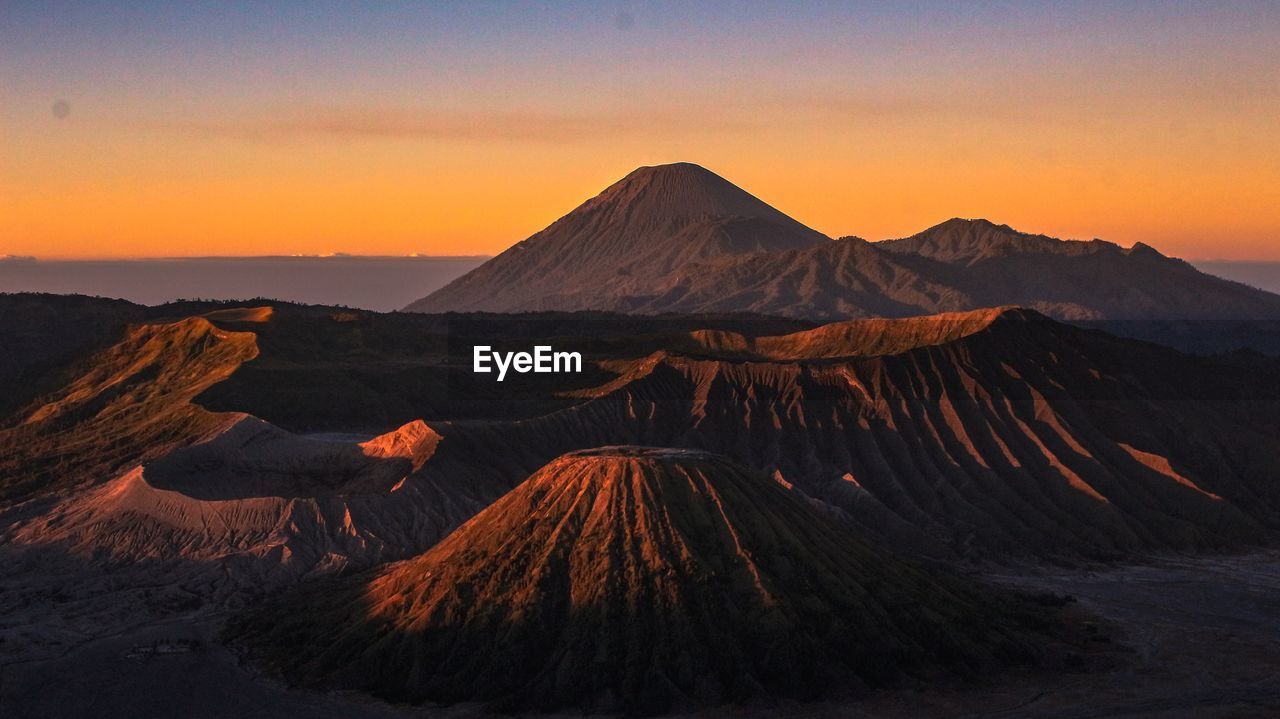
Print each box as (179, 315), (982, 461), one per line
(407, 163), (1280, 326)
(0, 256), (486, 312)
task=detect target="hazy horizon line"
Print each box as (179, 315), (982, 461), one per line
(7, 253), (1280, 264)
(1, 254), (493, 263)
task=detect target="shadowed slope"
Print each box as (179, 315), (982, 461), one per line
(234, 447), (1060, 714)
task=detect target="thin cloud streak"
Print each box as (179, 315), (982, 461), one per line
(170, 106), (763, 144)
(161, 87), (1009, 145)
(164, 90), (1134, 147)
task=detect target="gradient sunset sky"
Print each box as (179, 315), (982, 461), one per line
(3, 1), (1279, 260)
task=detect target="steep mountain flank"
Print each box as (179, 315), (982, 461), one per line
(0, 316), (258, 501)
(0, 293), (145, 415)
(234, 447), (1062, 713)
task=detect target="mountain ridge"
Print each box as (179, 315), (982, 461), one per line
(406, 164), (1280, 327)
(876, 217), (1160, 265)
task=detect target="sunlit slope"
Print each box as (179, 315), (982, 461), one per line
(0, 315), (258, 500)
(233, 447), (1063, 713)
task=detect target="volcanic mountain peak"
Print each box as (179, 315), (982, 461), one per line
(581, 162), (811, 227)
(513, 161), (830, 252)
(405, 162), (829, 313)
(238, 446), (1057, 713)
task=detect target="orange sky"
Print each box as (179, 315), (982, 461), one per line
(3, 3), (1279, 260)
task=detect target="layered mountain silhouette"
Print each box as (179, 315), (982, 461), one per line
(406, 163), (1280, 327)
(233, 447), (1058, 713)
